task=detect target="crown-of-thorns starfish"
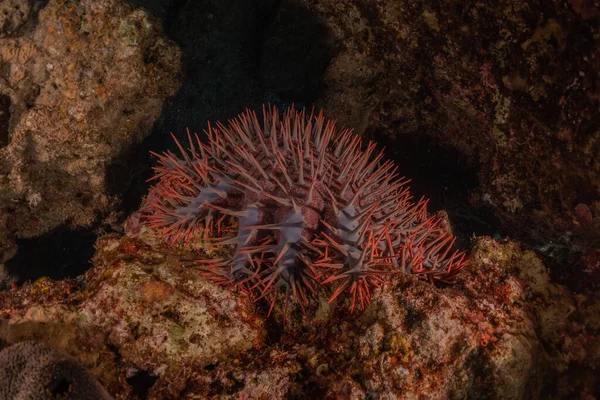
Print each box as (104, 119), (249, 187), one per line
(143, 104), (467, 315)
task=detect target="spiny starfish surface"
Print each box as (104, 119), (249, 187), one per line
(143, 105), (467, 315)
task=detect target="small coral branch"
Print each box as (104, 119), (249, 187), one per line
(142, 104), (467, 315)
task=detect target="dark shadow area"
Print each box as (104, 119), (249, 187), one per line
(46, 377), (72, 396)
(108, 0), (336, 222)
(289, 370), (328, 400)
(0, 95), (10, 148)
(0, 133), (102, 288)
(126, 369), (158, 399)
(367, 128), (504, 250)
(264, 314), (283, 345)
(203, 362), (218, 371)
(259, 1), (335, 104)
(539, 243), (600, 295)
(5, 227), (97, 285)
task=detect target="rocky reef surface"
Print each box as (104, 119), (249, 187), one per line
(0, 0), (181, 286)
(0, 226), (598, 398)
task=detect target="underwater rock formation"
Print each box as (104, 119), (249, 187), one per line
(0, 231), (596, 398)
(0, 0), (182, 282)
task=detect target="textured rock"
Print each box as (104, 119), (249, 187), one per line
(0, 232), (266, 398)
(0, 0), (33, 38)
(0, 231), (596, 398)
(86, 235), (265, 372)
(0, 0), (181, 271)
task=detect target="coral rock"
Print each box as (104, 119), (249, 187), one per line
(0, 0), (182, 268)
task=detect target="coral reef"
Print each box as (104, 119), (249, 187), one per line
(142, 105), (466, 314)
(0, 232), (597, 399)
(0, 0), (182, 282)
(0, 341), (111, 400)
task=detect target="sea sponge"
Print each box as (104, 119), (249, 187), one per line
(143, 105), (467, 314)
(0, 341), (111, 400)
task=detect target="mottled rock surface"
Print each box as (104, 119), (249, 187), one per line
(0, 0), (35, 38)
(0, 231), (596, 399)
(0, 232), (266, 398)
(0, 0), (181, 279)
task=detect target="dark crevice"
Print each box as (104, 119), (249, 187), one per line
(4, 227), (97, 286)
(46, 377), (72, 395)
(126, 369), (158, 399)
(258, 1), (335, 105)
(203, 363), (218, 371)
(264, 314), (283, 345)
(0, 94), (10, 148)
(366, 128), (503, 250)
